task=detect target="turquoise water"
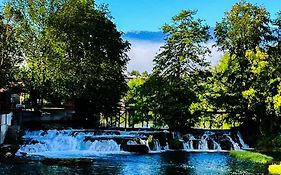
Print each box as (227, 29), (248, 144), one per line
(0, 152), (267, 175)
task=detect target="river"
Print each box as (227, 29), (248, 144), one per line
(0, 152), (267, 175)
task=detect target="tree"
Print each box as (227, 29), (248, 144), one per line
(7, 0), (130, 124)
(129, 70), (141, 77)
(215, 1), (271, 56)
(5, 0), (68, 109)
(0, 4), (23, 88)
(123, 76), (146, 124)
(48, 0), (130, 122)
(213, 1), (272, 127)
(144, 10), (211, 129)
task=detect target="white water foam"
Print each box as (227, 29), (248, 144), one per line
(237, 131), (249, 149)
(17, 129), (249, 157)
(17, 130), (122, 157)
(182, 131), (246, 151)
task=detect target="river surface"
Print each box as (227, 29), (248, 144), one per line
(0, 152), (267, 175)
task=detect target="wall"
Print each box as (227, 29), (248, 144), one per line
(0, 112), (13, 144)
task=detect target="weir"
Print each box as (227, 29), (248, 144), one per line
(16, 129), (250, 158)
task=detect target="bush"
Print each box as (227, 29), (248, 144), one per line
(268, 164), (281, 174)
(256, 135), (281, 151)
(230, 150), (273, 164)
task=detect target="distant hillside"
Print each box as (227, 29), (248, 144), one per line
(123, 31), (164, 42)
(123, 27), (216, 42)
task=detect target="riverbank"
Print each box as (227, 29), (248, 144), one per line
(229, 150), (281, 174)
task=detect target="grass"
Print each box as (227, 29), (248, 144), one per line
(269, 164), (281, 174)
(230, 150), (273, 164)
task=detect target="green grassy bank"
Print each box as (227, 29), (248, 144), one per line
(230, 150), (273, 164)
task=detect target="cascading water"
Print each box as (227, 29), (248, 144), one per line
(183, 134), (195, 150)
(17, 130), (122, 157)
(224, 135), (240, 150)
(181, 131), (247, 151)
(198, 133), (209, 150)
(16, 129), (249, 158)
(237, 131), (249, 149)
(213, 140), (222, 150)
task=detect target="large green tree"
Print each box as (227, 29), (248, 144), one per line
(0, 5), (23, 88)
(143, 10), (211, 129)
(7, 0), (129, 124)
(213, 1), (272, 125)
(5, 0), (67, 109)
(48, 0), (130, 121)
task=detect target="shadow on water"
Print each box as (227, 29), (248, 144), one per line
(159, 151), (267, 175)
(0, 152), (268, 175)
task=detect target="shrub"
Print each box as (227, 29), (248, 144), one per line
(256, 135), (281, 151)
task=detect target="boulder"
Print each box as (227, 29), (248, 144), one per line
(122, 144), (149, 154)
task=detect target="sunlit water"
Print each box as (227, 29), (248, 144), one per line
(0, 152), (267, 175)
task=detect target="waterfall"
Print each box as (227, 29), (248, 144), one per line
(237, 131), (249, 149)
(17, 130), (122, 157)
(182, 131), (246, 151)
(213, 140), (222, 150)
(148, 139), (166, 153)
(198, 133), (209, 150)
(224, 135), (240, 150)
(16, 129), (249, 157)
(183, 134), (195, 150)
(153, 139), (161, 151)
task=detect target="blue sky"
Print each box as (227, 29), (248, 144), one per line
(1, 0), (280, 72)
(94, 0), (281, 72)
(95, 0), (281, 32)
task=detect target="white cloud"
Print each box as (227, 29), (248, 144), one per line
(126, 39), (163, 73)
(204, 41), (224, 67)
(126, 39), (223, 73)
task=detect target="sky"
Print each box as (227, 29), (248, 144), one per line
(95, 0), (281, 32)
(1, 0), (280, 72)
(94, 0), (281, 72)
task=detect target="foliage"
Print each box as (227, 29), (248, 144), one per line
(5, 0), (129, 120)
(124, 75), (146, 124)
(230, 150), (273, 164)
(3, 0), (281, 136)
(208, 1), (279, 134)
(48, 0), (130, 117)
(256, 135), (281, 151)
(215, 0), (271, 55)
(268, 164), (281, 175)
(143, 10), (210, 129)
(5, 0), (70, 108)
(0, 5), (23, 88)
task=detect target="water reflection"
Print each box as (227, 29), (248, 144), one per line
(0, 152), (268, 175)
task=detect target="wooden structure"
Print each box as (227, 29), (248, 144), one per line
(100, 106), (151, 129)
